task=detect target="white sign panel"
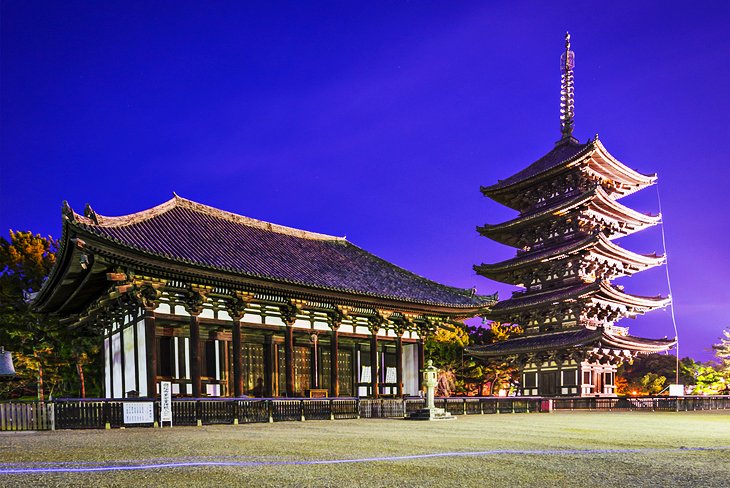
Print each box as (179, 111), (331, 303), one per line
(123, 402), (154, 424)
(385, 367), (397, 384)
(669, 384), (685, 397)
(160, 381), (172, 423)
(360, 365), (371, 383)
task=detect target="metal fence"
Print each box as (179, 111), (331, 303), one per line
(552, 396), (730, 412)
(1, 395), (727, 431)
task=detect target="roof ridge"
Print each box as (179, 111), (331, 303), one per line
(172, 195), (346, 242)
(74, 195), (347, 242)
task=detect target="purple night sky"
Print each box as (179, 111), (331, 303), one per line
(1, 2), (728, 361)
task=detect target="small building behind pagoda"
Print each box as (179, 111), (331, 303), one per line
(34, 196), (494, 399)
(466, 33), (675, 397)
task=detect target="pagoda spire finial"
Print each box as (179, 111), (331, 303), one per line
(559, 31), (576, 141)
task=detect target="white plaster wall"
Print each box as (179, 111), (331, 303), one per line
(218, 310), (232, 322)
(112, 331), (122, 398)
(136, 320), (147, 397)
(104, 338), (110, 398)
(199, 308), (215, 319)
(338, 323), (354, 334)
(242, 313), (260, 324)
(265, 315), (285, 326)
(123, 324), (136, 394)
(355, 325), (370, 335)
(154, 303), (171, 315)
(292, 318), (310, 329)
(402, 343), (419, 395)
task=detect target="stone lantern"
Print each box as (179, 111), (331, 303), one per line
(407, 360), (454, 421)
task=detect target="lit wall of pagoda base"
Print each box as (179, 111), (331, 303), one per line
(521, 359), (616, 397)
(103, 308), (421, 399)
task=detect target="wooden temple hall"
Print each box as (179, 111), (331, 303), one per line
(466, 33), (675, 397)
(33, 196), (494, 399)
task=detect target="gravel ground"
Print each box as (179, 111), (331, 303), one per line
(1, 411), (729, 487)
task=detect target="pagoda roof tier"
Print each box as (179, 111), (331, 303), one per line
(486, 280), (670, 321)
(481, 136), (657, 210)
(465, 327), (674, 358)
(474, 233), (665, 285)
(34, 196), (495, 314)
(477, 186), (661, 248)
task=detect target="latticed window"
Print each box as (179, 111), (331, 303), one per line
(294, 346), (311, 396)
(319, 347), (331, 391)
(242, 343), (265, 396)
(338, 350), (353, 396)
(562, 369), (577, 386)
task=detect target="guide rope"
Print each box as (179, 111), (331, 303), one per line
(656, 183), (680, 384)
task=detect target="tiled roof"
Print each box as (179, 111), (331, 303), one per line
(488, 280), (669, 315)
(482, 138), (593, 193)
(466, 328), (601, 357)
(69, 196), (491, 308)
(465, 327), (674, 357)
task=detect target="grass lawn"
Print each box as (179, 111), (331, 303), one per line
(1, 411), (729, 487)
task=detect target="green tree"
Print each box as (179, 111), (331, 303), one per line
(0, 231), (101, 400)
(465, 322), (523, 396)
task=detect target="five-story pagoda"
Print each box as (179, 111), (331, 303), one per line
(466, 34), (675, 397)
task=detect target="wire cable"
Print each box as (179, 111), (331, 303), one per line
(656, 183), (680, 384)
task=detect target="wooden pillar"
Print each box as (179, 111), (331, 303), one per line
(370, 333), (379, 398)
(330, 329), (339, 397)
(231, 317), (243, 397)
(263, 334), (275, 397)
(119, 316), (126, 398)
(190, 315), (201, 398)
(98, 327), (106, 398)
(144, 310), (157, 398)
(396, 333), (403, 397)
(417, 337), (425, 392)
(132, 310), (140, 396)
(107, 328), (114, 399)
(284, 325), (295, 397)
(311, 335), (319, 389)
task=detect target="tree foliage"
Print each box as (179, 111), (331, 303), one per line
(425, 320), (522, 396)
(0, 231), (101, 399)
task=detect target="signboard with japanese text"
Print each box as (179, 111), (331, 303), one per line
(160, 381), (172, 424)
(123, 402), (154, 424)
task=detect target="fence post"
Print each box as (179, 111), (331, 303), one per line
(233, 400), (239, 425)
(268, 400), (274, 423)
(356, 398), (361, 419)
(104, 402), (111, 430)
(300, 400), (305, 422)
(49, 402), (55, 431)
(329, 399), (335, 421)
(196, 400), (202, 427)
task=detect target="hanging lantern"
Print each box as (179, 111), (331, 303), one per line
(0, 347), (16, 379)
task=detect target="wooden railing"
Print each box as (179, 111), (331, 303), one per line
(0, 402), (54, 431)
(2, 395), (727, 431)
